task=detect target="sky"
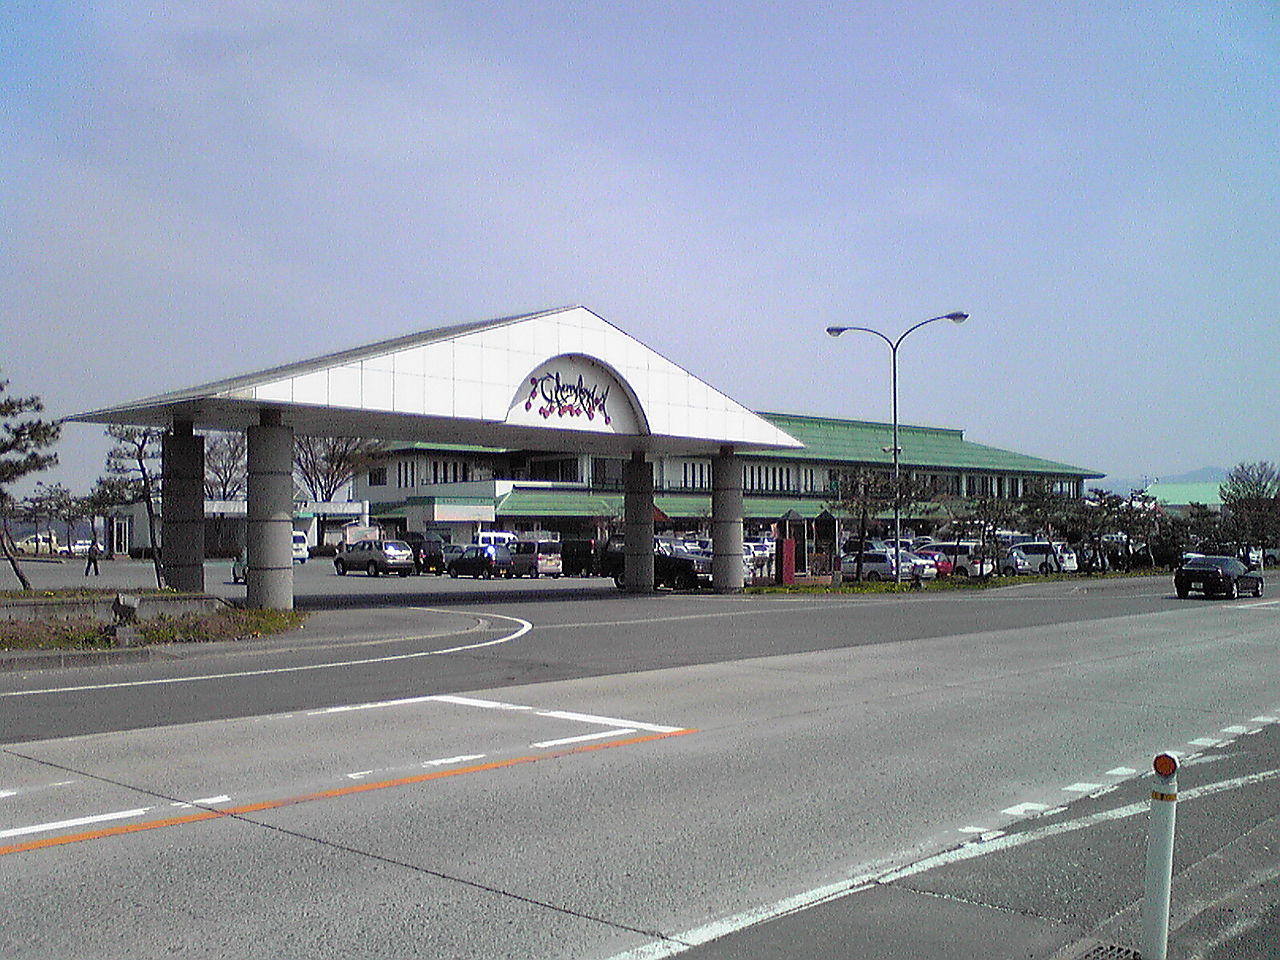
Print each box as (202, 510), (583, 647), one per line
(3, 1), (1278, 498)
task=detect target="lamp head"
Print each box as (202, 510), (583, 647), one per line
(945, 312), (968, 324)
(826, 326), (845, 337)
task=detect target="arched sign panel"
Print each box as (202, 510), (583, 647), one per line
(506, 354), (646, 435)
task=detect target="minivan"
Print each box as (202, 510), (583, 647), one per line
(292, 532), (309, 564)
(1012, 541), (1078, 574)
(510, 540), (563, 578)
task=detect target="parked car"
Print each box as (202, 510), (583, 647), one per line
(334, 539), (416, 577)
(442, 543), (465, 565)
(1000, 548), (1036, 577)
(400, 531), (446, 575)
(560, 538), (598, 576)
(448, 544), (515, 579)
(1174, 555), (1263, 599)
(923, 542), (993, 578)
(1013, 541), (1078, 574)
(914, 548), (953, 578)
(840, 550), (935, 582)
(598, 535), (708, 589)
(510, 539), (563, 578)
(292, 531), (309, 564)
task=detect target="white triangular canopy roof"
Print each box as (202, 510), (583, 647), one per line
(71, 306), (801, 456)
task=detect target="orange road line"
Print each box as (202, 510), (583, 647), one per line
(0, 728), (695, 857)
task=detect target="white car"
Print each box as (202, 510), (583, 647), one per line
(840, 550), (936, 582)
(292, 532), (309, 564)
(1013, 541), (1077, 574)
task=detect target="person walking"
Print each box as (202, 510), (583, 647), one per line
(85, 540), (101, 576)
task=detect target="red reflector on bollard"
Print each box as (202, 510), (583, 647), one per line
(1153, 753), (1178, 778)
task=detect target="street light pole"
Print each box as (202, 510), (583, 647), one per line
(827, 312), (968, 584)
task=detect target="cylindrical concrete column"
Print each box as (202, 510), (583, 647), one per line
(161, 422), (205, 594)
(711, 446), (744, 593)
(247, 412), (295, 610)
(623, 451), (655, 593)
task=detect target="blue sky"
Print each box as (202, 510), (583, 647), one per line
(3, 1), (1278, 495)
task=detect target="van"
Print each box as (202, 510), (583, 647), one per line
(292, 532), (309, 564)
(560, 538), (597, 576)
(474, 531), (517, 548)
(510, 540), (563, 578)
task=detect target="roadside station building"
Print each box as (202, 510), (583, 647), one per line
(71, 306), (1100, 607)
(351, 412), (1100, 565)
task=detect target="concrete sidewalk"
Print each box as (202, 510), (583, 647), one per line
(679, 722), (1280, 960)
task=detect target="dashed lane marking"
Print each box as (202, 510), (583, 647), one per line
(603, 767), (1280, 960)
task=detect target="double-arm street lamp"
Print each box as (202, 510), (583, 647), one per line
(827, 312), (968, 583)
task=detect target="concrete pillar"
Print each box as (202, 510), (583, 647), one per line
(247, 410), (295, 610)
(623, 451), (655, 593)
(711, 446), (744, 593)
(161, 421), (205, 593)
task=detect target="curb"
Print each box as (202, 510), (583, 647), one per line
(0, 646), (158, 672)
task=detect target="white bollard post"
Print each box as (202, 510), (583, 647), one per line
(1141, 752), (1179, 960)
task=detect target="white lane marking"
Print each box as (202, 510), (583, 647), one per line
(1222, 725), (1256, 735)
(1189, 737), (1226, 747)
(431, 695), (534, 712)
(1063, 783), (1104, 793)
(0, 614), (533, 699)
(957, 827), (986, 834)
(346, 754), (487, 780)
(308, 695), (439, 716)
(0, 790), (16, 799)
(169, 795), (231, 808)
(1001, 802), (1050, 816)
(0, 806), (153, 839)
(598, 768), (1280, 960)
(535, 709), (683, 734)
(1251, 716), (1279, 723)
(533, 729), (637, 749)
(1232, 599), (1280, 608)
(423, 754), (485, 767)
(1106, 767), (1138, 776)
(885, 767), (1280, 883)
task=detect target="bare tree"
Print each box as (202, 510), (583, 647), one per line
(1220, 462), (1280, 564)
(106, 425), (165, 588)
(0, 376), (60, 588)
(829, 468), (891, 581)
(294, 436), (382, 502)
(202, 431), (247, 501)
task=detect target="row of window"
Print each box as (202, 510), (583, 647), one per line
(367, 455), (1082, 500)
(368, 459), (474, 488)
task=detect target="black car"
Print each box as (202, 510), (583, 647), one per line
(447, 544), (515, 579)
(1174, 555), (1263, 599)
(598, 535), (708, 590)
(400, 531), (446, 575)
(560, 538), (598, 577)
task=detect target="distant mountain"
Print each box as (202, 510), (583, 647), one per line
(1092, 466), (1228, 495)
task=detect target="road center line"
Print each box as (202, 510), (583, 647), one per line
(0, 613), (533, 699)
(0, 729), (695, 857)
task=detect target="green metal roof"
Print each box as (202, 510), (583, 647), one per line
(494, 488), (841, 521)
(1146, 481), (1222, 507)
(754, 412), (1102, 477)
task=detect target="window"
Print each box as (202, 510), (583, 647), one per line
(368, 466), (387, 487)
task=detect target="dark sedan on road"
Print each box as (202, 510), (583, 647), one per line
(1174, 555), (1263, 599)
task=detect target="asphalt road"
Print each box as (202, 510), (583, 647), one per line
(2, 561), (1278, 958)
